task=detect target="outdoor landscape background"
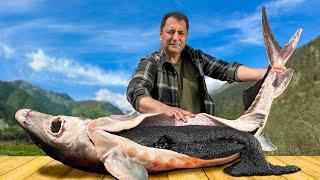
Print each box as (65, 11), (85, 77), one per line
(0, 0), (319, 155)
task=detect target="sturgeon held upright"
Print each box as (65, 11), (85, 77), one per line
(15, 7), (302, 179)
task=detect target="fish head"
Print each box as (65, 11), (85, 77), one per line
(15, 109), (105, 173)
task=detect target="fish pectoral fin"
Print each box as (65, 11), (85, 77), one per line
(103, 152), (148, 180)
(272, 68), (294, 99)
(89, 127), (148, 179)
(235, 111), (266, 132)
(256, 134), (277, 151)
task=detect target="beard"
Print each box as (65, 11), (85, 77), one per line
(162, 43), (184, 55)
(168, 44), (182, 53)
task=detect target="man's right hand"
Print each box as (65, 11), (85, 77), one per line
(162, 106), (194, 123)
(138, 96), (194, 123)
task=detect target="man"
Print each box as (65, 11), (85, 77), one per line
(126, 11), (285, 122)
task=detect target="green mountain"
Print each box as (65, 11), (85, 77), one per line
(72, 100), (123, 118)
(210, 36), (320, 155)
(0, 80), (123, 140)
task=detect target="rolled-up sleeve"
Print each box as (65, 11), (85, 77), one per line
(200, 51), (242, 83)
(126, 58), (157, 111)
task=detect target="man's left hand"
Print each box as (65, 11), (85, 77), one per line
(271, 63), (286, 74)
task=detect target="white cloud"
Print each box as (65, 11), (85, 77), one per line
(1, 17), (159, 54)
(264, 0), (305, 12)
(26, 49), (129, 86)
(193, 0), (305, 56)
(231, 0), (305, 46)
(26, 49), (50, 71)
(0, 43), (15, 59)
(95, 88), (134, 112)
(88, 27), (159, 52)
(205, 76), (225, 92)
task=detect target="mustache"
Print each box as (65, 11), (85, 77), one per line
(169, 43), (181, 46)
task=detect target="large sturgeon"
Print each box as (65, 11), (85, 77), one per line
(15, 7), (301, 179)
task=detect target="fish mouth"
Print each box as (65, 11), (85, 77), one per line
(48, 116), (65, 138)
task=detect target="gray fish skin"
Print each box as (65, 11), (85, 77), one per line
(15, 108), (300, 180)
(15, 109), (240, 179)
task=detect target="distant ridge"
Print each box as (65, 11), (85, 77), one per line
(0, 80), (122, 141)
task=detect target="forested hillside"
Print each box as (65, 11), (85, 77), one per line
(211, 36), (320, 155)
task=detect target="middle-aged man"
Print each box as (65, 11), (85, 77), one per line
(126, 11), (285, 122)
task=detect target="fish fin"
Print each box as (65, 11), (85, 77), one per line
(281, 28), (302, 64)
(103, 152), (148, 180)
(238, 110), (266, 124)
(87, 125), (148, 179)
(235, 110), (266, 132)
(262, 6), (302, 66)
(272, 69), (294, 99)
(94, 113), (161, 132)
(256, 134), (277, 151)
(262, 6), (281, 65)
(109, 114), (136, 121)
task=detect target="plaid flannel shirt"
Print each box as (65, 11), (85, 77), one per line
(126, 45), (241, 115)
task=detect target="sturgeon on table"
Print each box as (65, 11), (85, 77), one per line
(15, 7), (302, 179)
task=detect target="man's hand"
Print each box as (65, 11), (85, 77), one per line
(271, 63), (286, 74)
(163, 106), (194, 123)
(138, 96), (195, 123)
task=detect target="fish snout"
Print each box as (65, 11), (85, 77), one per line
(15, 109), (34, 127)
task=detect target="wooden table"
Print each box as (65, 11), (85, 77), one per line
(0, 156), (319, 179)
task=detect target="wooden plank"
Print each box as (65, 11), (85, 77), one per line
(1, 156), (319, 179)
(275, 156), (320, 179)
(203, 161), (283, 180)
(248, 176), (285, 180)
(0, 156), (37, 175)
(203, 164), (236, 180)
(150, 173), (169, 180)
(66, 171), (169, 180)
(0, 156), (10, 164)
(62, 168), (106, 180)
(168, 169), (209, 180)
(312, 156), (320, 161)
(267, 156), (314, 180)
(300, 156), (320, 166)
(102, 175), (116, 180)
(0, 156), (53, 179)
(25, 159), (73, 179)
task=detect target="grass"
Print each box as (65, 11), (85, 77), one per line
(0, 142), (45, 156)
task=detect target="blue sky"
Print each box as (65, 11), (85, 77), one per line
(0, 0), (319, 112)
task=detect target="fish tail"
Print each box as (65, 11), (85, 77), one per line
(262, 6), (302, 66)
